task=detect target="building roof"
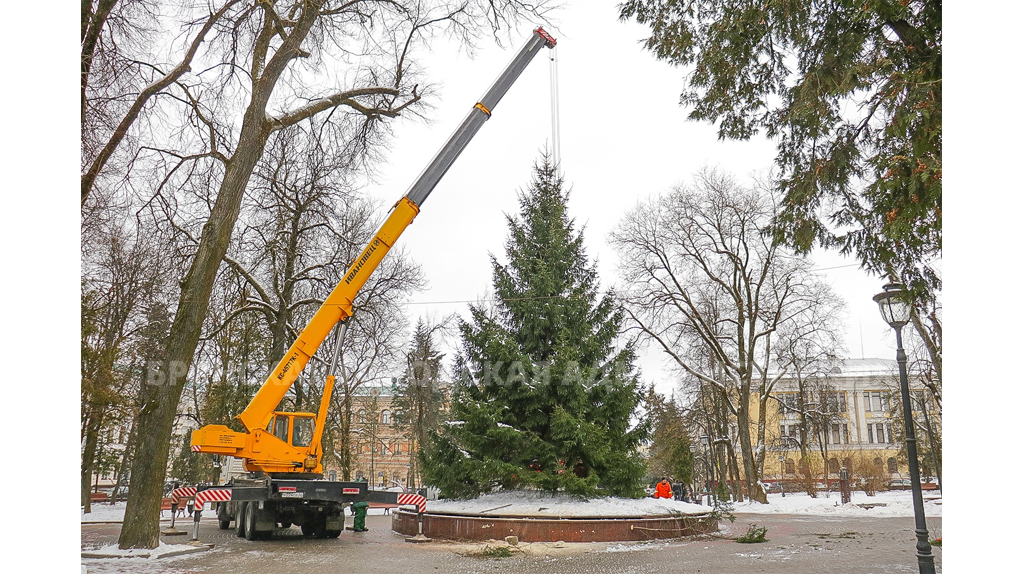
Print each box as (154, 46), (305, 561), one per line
(770, 357), (898, 379)
(830, 358), (898, 376)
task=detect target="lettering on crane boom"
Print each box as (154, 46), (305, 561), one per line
(277, 353), (299, 380)
(344, 238), (381, 285)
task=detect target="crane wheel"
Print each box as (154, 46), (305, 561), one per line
(244, 502), (259, 541)
(235, 502), (246, 537)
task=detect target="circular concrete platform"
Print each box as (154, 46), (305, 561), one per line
(391, 508), (718, 542)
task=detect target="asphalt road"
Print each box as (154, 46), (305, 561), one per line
(81, 511), (943, 574)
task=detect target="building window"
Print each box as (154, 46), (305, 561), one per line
(381, 410), (391, 424)
(820, 391), (847, 413)
(867, 423), (890, 444)
(785, 458), (795, 474)
(874, 457), (883, 467)
(828, 458), (840, 474)
(779, 424), (801, 442)
(864, 391), (891, 413)
(357, 410), (366, 424)
(777, 392), (801, 414)
(887, 458), (898, 473)
(825, 423), (849, 445)
(914, 391), (933, 412)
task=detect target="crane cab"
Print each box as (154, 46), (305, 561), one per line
(222, 411), (324, 474)
(266, 412), (316, 449)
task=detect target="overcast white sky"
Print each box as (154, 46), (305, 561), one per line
(355, 1), (907, 395)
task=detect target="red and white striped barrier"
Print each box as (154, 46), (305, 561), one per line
(195, 488), (232, 510)
(397, 493), (427, 513)
(189, 488), (231, 542)
(171, 486), (198, 505)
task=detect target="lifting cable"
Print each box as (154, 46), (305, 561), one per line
(549, 44), (561, 171)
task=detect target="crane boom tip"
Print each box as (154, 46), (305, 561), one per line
(535, 27), (557, 48)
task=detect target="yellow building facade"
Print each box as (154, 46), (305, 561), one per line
(759, 358), (939, 485)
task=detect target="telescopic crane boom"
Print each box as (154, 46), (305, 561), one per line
(192, 28), (557, 476)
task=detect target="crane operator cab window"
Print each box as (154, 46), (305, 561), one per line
(265, 415), (314, 447)
(268, 416), (289, 443)
(292, 417), (314, 448)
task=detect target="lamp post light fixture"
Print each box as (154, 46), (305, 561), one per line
(873, 283), (936, 574)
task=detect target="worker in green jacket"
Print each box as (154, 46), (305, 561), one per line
(352, 501), (370, 532)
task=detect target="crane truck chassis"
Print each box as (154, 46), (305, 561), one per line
(210, 479), (404, 539)
(189, 28), (557, 540)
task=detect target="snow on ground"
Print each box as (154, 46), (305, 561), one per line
(731, 490), (942, 518)
(82, 541), (192, 558)
(427, 489), (941, 518)
(81, 502), (130, 523)
(427, 491), (709, 517)
(81, 490), (941, 527)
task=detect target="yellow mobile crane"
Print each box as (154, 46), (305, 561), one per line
(190, 28), (556, 540)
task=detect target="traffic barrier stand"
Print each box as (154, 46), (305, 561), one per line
(189, 488), (232, 546)
(162, 486), (199, 535)
(400, 494), (431, 543)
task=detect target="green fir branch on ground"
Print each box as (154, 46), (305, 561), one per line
(736, 523), (769, 544)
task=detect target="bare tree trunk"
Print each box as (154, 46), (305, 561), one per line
(735, 394), (764, 503)
(724, 440), (741, 502)
(117, 4), (329, 548)
(119, 144), (272, 548)
(111, 417), (138, 502)
(81, 418), (100, 513)
(81, 404), (108, 512)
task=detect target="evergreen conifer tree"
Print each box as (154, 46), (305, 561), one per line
(420, 154), (648, 499)
(392, 319), (448, 489)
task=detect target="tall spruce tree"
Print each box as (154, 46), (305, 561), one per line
(420, 155), (648, 499)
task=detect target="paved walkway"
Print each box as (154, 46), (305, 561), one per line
(81, 511), (943, 573)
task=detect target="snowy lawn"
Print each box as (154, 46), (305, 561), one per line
(81, 502), (132, 523)
(428, 489), (941, 519)
(427, 491), (710, 517)
(730, 490), (942, 517)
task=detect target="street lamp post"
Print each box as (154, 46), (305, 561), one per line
(873, 283), (936, 574)
(689, 444), (699, 504)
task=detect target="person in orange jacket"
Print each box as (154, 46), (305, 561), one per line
(654, 477), (673, 499)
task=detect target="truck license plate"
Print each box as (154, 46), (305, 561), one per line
(280, 492), (304, 498)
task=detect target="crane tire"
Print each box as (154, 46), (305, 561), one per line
(244, 502), (258, 541)
(235, 503), (246, 537)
